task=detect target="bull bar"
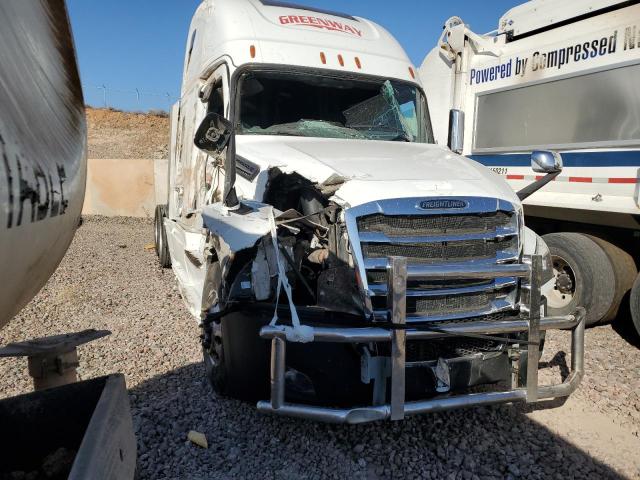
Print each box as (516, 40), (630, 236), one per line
(257, 255), (585, 424)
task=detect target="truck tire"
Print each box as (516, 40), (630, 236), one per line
(542, 232), (615, 326)
(586, 236), (637, 324)
(630, 274), (640, 338)
(154, 205), (171, 268)
(202, 312), (270, 401)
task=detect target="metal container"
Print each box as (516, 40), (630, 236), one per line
(0, 375), (137, 480)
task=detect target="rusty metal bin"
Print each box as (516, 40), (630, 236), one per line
(0, 374), (136, 480)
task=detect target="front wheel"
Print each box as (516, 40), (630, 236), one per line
(202, 312), (270, 401)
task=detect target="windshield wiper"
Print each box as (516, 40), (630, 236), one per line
(390, 132), (412, 142)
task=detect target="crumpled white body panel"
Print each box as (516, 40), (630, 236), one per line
(234, 135), (520, 209)
(201, 200), (273, 253)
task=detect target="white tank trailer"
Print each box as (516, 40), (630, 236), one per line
(0, 2), (86, 327)
(0, 2), (135, 478)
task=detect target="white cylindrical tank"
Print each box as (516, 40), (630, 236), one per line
(0, 1), (87, 328)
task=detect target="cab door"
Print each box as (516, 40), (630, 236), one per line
(197, 64), (230, 209)
(165, 63), (231, 319)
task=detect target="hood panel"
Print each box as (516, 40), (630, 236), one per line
(236, 135), (520, 207)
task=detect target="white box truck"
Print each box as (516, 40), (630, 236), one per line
(421, 0), (640, 337)
(154, 0), (585, 423)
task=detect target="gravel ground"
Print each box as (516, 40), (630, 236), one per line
(1, 217), (639, 479)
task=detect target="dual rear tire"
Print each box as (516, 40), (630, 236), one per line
(543, 232), (637, 329)
(154, 205), (171, 268)
(630, 275), (640, 337)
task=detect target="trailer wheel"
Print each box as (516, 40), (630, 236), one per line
(542, 233), (615, 326)
(154, 205), (171, 268)
(202, 312), (270, 401)
(630, 274), (640, 337)
(586, 236), (637, 324)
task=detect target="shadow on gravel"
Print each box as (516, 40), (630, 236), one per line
(611, 296), (640, 349)
(129, 362), (624, 480)
(541, 351), (570, 381)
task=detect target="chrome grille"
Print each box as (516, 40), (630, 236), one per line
(411, 292), (490, 315)
(362, 238), (517, 264)
(357, 212), (512, 237)
(366, 272), (492, 290)
(431, 310), (521, 325)
(345, 197), (520, 323)
(372, 291), (494, 315)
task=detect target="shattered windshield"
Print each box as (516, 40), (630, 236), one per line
(237, 70), (433, 143)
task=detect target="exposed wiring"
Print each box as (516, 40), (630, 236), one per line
(278, 245), (316, 301)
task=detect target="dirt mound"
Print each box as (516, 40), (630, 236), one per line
(86, 107), (170, 159)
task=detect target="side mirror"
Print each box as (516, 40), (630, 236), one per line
(447, 109), (464, 154)
(517, 150), (563, 201)
(531, 150), (563, 173)
(194, 112), (233, 154)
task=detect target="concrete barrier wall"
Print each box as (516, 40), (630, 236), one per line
(82, 158), (168, 218)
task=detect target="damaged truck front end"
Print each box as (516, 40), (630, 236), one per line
(196, 175), (585, 422)
(160, 3), (585, 420)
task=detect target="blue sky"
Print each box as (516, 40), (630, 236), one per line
(67, 0), (518, 112)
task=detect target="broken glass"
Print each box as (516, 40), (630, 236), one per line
(237, 69), (433, 143)
(342, 80), (414, 142)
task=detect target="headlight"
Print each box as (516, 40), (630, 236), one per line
(522, 227), (554, 316)
(496, 207), (523, 262)
(536, 236), (554, 285)
(523, 226), (554, 284)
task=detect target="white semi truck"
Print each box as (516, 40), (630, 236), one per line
(155, 0), (586, 423)
(421, 0), (640, 337)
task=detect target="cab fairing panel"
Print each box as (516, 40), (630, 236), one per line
(418, 48), (454, 150)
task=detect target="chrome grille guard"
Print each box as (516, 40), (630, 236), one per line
(257, 254), (585, 423)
